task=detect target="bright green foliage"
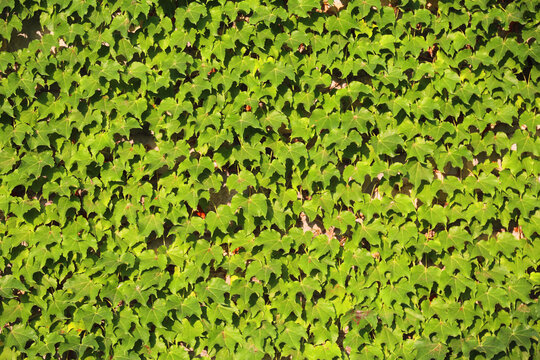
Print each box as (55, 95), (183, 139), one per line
(0, 0), (539, 358)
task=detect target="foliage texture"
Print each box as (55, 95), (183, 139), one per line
(0, 0), (539, 358)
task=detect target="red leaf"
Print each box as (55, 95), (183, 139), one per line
(195, 205), (206, 219)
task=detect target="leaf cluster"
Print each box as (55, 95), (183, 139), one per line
(0, 0), (539, 358)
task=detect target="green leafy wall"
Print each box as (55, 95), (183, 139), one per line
(0, 0), (539, 358)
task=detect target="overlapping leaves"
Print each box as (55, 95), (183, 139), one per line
(0, 0), (538, 358)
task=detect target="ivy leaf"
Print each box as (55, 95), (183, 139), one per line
(74, 304), (113, 328)
(475, 336), (506, 358)
(288, 0), (320, 16)
(492, 232), (520, 257)
(63, 274), (100, 301)
(414, 339), (448, 360)
(246, 259), (281, 283)
(195, 278), (229, 304)
(97, 60), (122, 82)
(477, 287), (508, 312)
(505, 278), (532, 304)
(5, 324), (38, 350)
(140, 298), (169, 327)
(278, 322), (307, 349)
(439, 227), (470, 251)
(414, 97), (439, 119)
(0, 149), (17, 175)
(184, 2), (207, 25)
(498, 325), (539, 349)
(79, 75), (101, 97)
(435, 70), (461, 93)
(308, 299), (335, 324)
(175, 295), (202, 318)
(2, 2), (538, 358)
(327, 13), (358, 34)
(418, 204), (446, 226)
(231, 278), (263, 302)
(246, 321), (276, 351)
(408, 139), (436, 162)
(225, 112), (261, 135)
(261, 110), (287, 129)
(406, 161), (432, 188)
(260, 62), (295, 85)
(20, 151), (54, 178)
(139, 212), (165, 238)
(372, 129), (404, 156)
(215, 325), (244, 350)
(206, 205), (234, 234)
(246, 193), (268, 218)
(341, 108), (370, 133)
(425, 317), (461, 339)
(226, 170), (257, 193)
(2, 299), (33, 323)
(127, 62), (149, 82)
(296, 277), (321, 300)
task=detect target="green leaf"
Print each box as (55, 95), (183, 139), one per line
(246, 193), (268, 218)
(0, 149), (17, 175)
(278, 322), (307, 349)
(5, 324), (37, 350)
(414, 339), (448, 360)
(127, 61), (148, 82)
(288, 0), (320, 16)
(195, 278), (229, 304)
(261, 110), (287, 129)
(475, 336), (506, 358)
(477, 287), (508, 312)
(308, 299), (335, 324)
(20, 151), (54, 178)
(434, 70), (461, 93)
(79, 75), (101, 97)
(260, 62), (295, 85)
(418, 204), (446, 226)
(406, 161), (432, 188)
(205, 205), (234, 234)
(176, 295), (202, 318)
(140, 298), (168, 326)
(425, 317), (461, 339)
(246, 259), (281, 283)
(1, 2), (538, 358)
(225, 112), (261, 135)
(2, 300), (32, 323)
(139, 212), (165, 238)
(184, 2), (207, 25)
(372, 129), (404, 156)
(64, 274), (100, 301)
(327, 13), (358, 34)
(498, 325), (539, 349)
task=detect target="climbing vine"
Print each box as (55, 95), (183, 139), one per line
(0, 0), (539, 358)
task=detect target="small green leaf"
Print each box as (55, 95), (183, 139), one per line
(184, 2), (207, 24)
(278, 322), (307, 349)
(247, 193), (268, 218)
(5, 324), (38, 351)
(260, 62), (295, 85)
(288, 0), (319, 16)
(372, 129), (404, 156)
(195, 278), (229, 304)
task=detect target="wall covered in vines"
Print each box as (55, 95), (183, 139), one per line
(0, 0), (539, 358)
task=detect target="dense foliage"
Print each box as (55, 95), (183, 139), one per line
(0, 0), (539, 358)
